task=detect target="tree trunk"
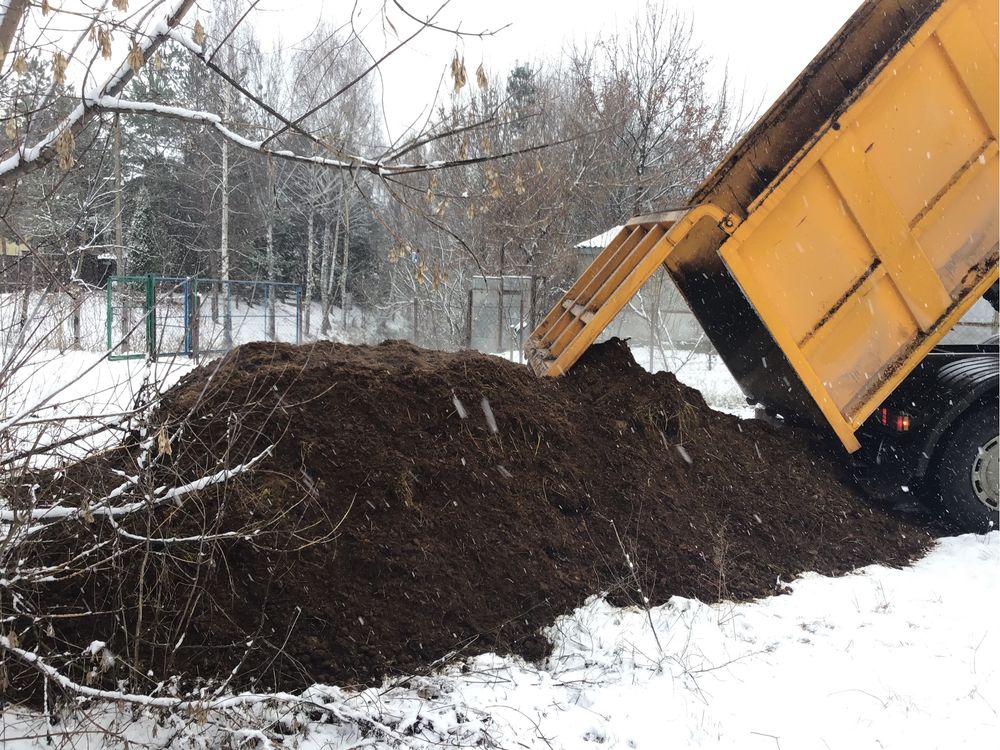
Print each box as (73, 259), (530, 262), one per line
(338, 201), (350, 329)
(220, 96), (232, 348)
(338, 173), (356, 329)
(209, 246), (219, 323)
(649, 269), (662, 371)
(324, 217), (341, 333)
(266, 220), (276, 340)
(319, 221), (332, 335)
(303, 211), (315, 336)
(114, 115), (128, 345)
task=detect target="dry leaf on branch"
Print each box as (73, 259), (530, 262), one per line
(97, 27), (112, 59)
(127, 41), (144, 73)
(476, 63), (488, 89)
(55, 128), (75, 171)
(485, 166), (502, 199)
(450, 51), (467, 92)
(41, 0), (50, 16)
(13, 55), (27, 76)
(432, 263), (447, 290)
(52, 52), (67, 86)
(112, 0), (129, 10)
(193, 20), (206, 47)
(4, 118), (16, 141)
(156, 425), (172, 458)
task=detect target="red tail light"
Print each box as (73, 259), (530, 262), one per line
(877, 406), (912, 432)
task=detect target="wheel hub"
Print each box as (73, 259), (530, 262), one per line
(971, 434), (1000, 511)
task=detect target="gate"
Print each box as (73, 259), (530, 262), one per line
(107, 275), (302, 361)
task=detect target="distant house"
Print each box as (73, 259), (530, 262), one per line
(1, 237), (28, 256)
(79, 252), (117, 288)
(574, 227), (706, 348)
(0, 237), (31, 292)
(0, 239), (117, 290)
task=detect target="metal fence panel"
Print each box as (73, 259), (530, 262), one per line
(107, 275), (301, 360)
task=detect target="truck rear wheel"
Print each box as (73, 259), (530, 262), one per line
(934, 406), (999, 533)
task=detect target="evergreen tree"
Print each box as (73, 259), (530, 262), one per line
(125, 185), (161, 275)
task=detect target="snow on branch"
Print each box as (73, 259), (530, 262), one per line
(0, 0), (197, 182)
(0, 633), (403, 740)
(89, 94), (579, 176)
(0, 0), (573, 184)
(0, 445), (274, 527)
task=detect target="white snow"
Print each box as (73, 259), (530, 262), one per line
(630, 344), (753, 417)
(0, 347), (193, 468)
(577, 225), (625, 249)
(1, 533), (995, 748)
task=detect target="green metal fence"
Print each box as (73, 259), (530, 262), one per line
(106, 275), (302, 361)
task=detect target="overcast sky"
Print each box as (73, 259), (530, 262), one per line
(251, 0), (862, 139)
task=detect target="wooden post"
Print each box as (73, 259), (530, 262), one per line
(70, 290), (81, 349)
(496, 282), (503, 353)
(412, 297), (418, 345)
(465, 288), (474, 349)
(190, 288), (201, 359)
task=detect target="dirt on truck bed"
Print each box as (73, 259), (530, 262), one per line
(5, 338), (931, 697)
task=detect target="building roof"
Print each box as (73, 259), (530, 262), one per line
(575, 226), (623, 250)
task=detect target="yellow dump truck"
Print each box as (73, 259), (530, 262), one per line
(525, 0), (999, 530)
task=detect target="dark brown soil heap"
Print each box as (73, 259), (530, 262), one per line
(6, 339), (931, 696)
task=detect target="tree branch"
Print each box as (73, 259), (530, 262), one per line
(0, 0), (197, 184)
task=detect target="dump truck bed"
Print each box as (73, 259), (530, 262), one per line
(526, 0), (999, 452)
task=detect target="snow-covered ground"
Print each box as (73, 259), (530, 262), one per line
(0, 290), (384, 356)
(629, 344), (751, 416)
(0, 349), (194, 466)
(1, 533), (995, 749)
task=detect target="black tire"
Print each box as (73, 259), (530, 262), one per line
(934, 405), (999, 533)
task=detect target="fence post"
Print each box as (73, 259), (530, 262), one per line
(295, 287), (302, 344)
(145, 273), (156, 361)
(106, 277), (114, 353)
(182, 278), (191, 355)
(496, 284), (503, 353)
(190, 279), (200, 359)
(265, 283), (276, 341)
(465, 289), (473, 349)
